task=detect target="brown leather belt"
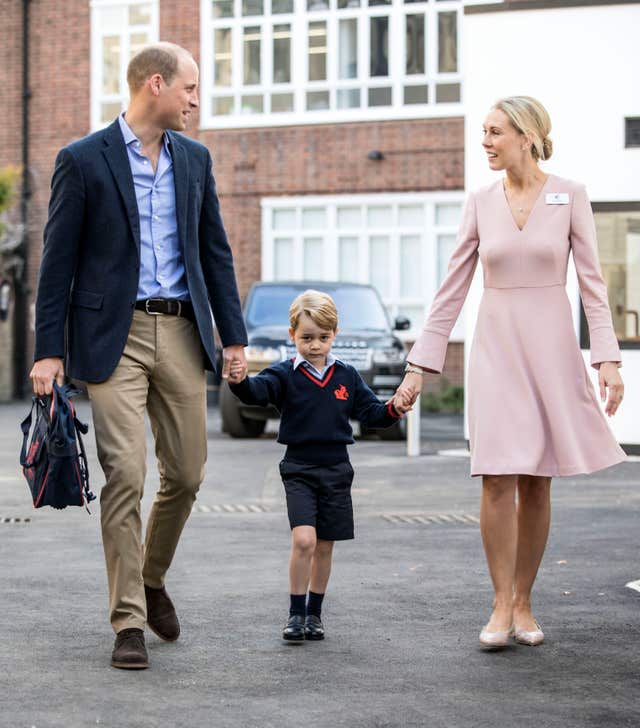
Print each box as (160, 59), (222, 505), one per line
(135, 298), (195, 323)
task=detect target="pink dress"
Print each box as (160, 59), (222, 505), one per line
(408, 174), (626, 477)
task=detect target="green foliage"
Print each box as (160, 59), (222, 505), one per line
(421, 377), (464, 413)
(0, 166), (20, 216)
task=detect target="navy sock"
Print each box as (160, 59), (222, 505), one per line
(307, 591), (325, 618)
(289, 593), (306, 617)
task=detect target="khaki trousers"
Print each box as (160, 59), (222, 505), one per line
(86, 311), (207, 633)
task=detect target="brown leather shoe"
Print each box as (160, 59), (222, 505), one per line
(111, 628), (149, 669)
(145, 584), (180, 642)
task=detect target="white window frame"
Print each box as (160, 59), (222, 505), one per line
(90, 0), (159, 131)
(261, 191), (465, 341)
(200, 0), (463, 128)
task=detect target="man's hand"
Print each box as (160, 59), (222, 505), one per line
(30, 357), (65, 396)
(221, 344), (247, 384)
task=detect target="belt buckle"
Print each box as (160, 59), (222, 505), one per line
(144, 298), (164, 316)
(174, 300), (182, 317)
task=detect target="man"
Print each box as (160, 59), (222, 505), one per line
(31, 43), (248, 670)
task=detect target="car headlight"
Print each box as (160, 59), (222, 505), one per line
(372, 348), (405, 365)
(245, 346), (282, 368)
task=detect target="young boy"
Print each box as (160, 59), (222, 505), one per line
(228, 289), (411, 643)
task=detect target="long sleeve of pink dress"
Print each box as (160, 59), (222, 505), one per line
(407, 175), (625, 477)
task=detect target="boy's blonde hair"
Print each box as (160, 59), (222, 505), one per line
(289, 289), (338, 331)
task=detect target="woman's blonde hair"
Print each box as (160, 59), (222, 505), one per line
(289, 289), (338, 331)
(493, 95), (553, 161)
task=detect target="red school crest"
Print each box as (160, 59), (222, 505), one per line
(334, 384), (349, 401)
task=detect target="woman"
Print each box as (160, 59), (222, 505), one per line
(396, 96), (626, 649)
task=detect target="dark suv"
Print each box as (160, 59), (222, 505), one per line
(219, 281), (410, 439)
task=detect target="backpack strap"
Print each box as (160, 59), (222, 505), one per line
(19, 397), (48, 468)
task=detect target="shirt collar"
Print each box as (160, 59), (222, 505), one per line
(118, 112), (171, 154)
(293, 352), (336, 373)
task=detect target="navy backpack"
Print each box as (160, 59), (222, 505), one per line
(20, 383), (95, 510)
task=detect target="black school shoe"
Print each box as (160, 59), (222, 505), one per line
(111, 628), (149, 669)
(304, 614), (325, 641)
(282, 614), (305, 642)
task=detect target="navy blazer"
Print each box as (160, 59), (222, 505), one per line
(34, 119), (247, 383)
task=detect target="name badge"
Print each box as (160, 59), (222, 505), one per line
(546, 192), (569, 205)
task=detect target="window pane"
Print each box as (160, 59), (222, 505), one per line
(274, 238), (294, 280)
(400, 235), (421, 297)
(369, 236), (390, 296)
(367, 206), (392, 227)
(212, 0), (233, 18)
(129, 3), (152, 25)
(369, 0), (391, 5)
(339, 237), (359, 281)
(101, 101), (123, 124)
(304, 237), (324, 278)
(212, 96), (234, 115)
(308, 22), (327, 81)
(273, 208), (296, 229)
(405, 14), (425, 75)
(436, 204), (461, 226)
(308, 0), (330, 8)
(102, 36), (120, 95)
(273, 24), (291, 83)
(436, 83), (460, 103)
(241, 94), (263, 112)
(594, 212), (640, 343)
(273, 0), (293, 11)
(399, 205), (424, 226)
(243, 0), (263, 15)
(338, 18), (358, 80)
(302, 208), (326, 228)
(337, 88), (360, 109)
(404, 85), (428, 104)
(98, 6), (125, 34)
(306, 91), (329, 110)
(438, 11), (457, 73)
(214, 28), (232, 85)
(271, 93), (294, 112)
(130, 33), (149, 59)
(337, 207), (361, 227)
(338, 0), (360, 6)
(243, 26), (261, 85)
(437, 234), (456, 285)
(368, 87), (391, 107)
(370, 17), (389, 77)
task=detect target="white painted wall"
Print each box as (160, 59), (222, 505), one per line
(462, 2), (640, 446)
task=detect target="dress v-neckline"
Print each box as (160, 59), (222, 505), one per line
(501, 174), (552, 233)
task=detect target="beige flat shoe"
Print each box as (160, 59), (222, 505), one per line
(479, 624), (513, 650)
(513, 621), (544, 646)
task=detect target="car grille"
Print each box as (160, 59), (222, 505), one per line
(282, 345), (372, 371)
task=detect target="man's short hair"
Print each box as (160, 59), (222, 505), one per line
(126, 42), (192, 92)
(289, 290), (338, 332)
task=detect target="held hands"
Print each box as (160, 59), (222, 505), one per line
(598, 361), (624, 417)
(30, 357), (65, 396)
(222, 344), (248, 385)
(390, 371), (424, 414)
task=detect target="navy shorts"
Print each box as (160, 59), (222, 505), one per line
(279, 459), (355, 541)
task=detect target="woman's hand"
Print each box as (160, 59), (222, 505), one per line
(394, 372), (423, 411)
(598, 361), (624, 417)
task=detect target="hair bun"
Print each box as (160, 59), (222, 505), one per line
(542, 136), (553, 160)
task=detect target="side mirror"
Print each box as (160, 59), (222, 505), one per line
(394, 316), (411, 331)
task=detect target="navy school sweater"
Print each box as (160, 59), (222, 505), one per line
(229, 359), (401, 463)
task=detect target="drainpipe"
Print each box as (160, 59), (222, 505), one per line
(14, 0), (31, 398)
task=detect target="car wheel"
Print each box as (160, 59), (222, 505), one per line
(378, 418), (407, 441)
(219, 382), (267, 438)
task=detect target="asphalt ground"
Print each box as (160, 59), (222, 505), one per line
(0, 402), (638, 728)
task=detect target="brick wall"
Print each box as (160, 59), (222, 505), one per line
(8, 0), (465, 391)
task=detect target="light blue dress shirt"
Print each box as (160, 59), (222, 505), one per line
(293, 352), (336, 379)
(118, 114), (189, 301)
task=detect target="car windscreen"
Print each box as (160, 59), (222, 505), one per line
(245, 285), (390, 331)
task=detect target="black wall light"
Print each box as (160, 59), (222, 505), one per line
(367, 150), (385, 161)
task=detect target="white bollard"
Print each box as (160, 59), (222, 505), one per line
(406, 394), (421, 457)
